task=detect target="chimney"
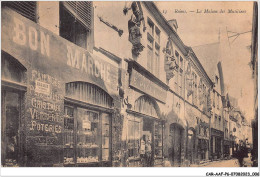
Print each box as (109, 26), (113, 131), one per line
(168, 19), (178, 32)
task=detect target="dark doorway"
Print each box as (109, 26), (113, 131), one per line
(187, 128), (196, 164)
(1, 90), (22, 166)
(169, 123), (183, 166)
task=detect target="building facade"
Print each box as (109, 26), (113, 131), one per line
(2, 1), (252, 167)
(1, 1), (122, 167)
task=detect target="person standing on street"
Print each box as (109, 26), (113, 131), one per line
(237, 140), (246, 167)
(145, 136), (152, 167)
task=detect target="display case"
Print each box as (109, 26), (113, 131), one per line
(63, 106), (111, 166)
(77, 108), (99, 164)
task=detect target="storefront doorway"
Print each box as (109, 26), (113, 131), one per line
(127, 95), (163, 167)
(1, 90), (22, 166)
(64, 82), (113, 167)
(1, 51), (27, 166)
(187, 128), (196, 164)
(169, 123), (184, 166)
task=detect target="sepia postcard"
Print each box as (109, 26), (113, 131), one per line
(0, 1), (259, 176)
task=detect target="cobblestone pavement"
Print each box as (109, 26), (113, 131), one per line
(191, 157), (253, 167)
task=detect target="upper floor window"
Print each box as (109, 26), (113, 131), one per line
(217, 94), (219, 109)
(155, 44), (160, 76)
(2, 1), (37, 22)
(155, 27), (160, 44)
(147, 34), (154, 73)
(60, 2), (92, 49)
(146, 18), (160, 77)
(215, 115), (218, 128)
(147, 18), (154, 36)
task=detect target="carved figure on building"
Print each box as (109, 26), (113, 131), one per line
(164, 40), (178, 80)
(124, 2), (146, 56)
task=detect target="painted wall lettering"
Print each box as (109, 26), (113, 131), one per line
(31, 70), (61, 88)
(30, 120), (62, 133)
(12, 17), (50, 57)
(66, 46), (111, 83)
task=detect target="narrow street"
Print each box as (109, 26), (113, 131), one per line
(191, 156), (253, 167)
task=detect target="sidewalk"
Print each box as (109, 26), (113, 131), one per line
(189, 158), (253, 167)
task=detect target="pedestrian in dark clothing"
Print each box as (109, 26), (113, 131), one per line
(237, 141), (246, 167)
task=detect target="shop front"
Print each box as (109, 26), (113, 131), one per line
(185, 105), (210, 165)
(210, 128), (224, 160)
(223, 140), (231, 159)
(1, 8), (120, 167)
(125, 60), (168, 167)
(197, 120), (210, 162)
(126, 96), (164, 167)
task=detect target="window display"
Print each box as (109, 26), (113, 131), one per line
(128, 117), (142, 159)
(63, 106), (111, 166)
(77, 108), (99, 163)
(1, 91), (21, 166)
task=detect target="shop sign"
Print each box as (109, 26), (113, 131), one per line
(35, 80), (51, 95)
(211, 128), (224, 137)
(1, 8), (118, 94)
(130, 69), (167, 103)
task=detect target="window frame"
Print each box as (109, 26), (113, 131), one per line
(63, 102), (112, 166)
(146, 18), (160, 77)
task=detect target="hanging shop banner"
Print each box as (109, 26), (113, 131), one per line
(130, 68), (167, 103)
(1, 8), (118, 96)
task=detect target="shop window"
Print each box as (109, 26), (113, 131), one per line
(60, 2), (92, 49)
(64, 82), (112, 166)
(1, 91), (22, 166)
(1, 52), (27, 166)
(76, 108), (99, 163)
(65, 82), (113, 108)
(128, 117), (142, 159)
(2, 52), (26, 84)
(2, 1), (37, 22)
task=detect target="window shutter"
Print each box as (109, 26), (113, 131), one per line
(62, 1), (92, 31)
(2, 1), (37, 22)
